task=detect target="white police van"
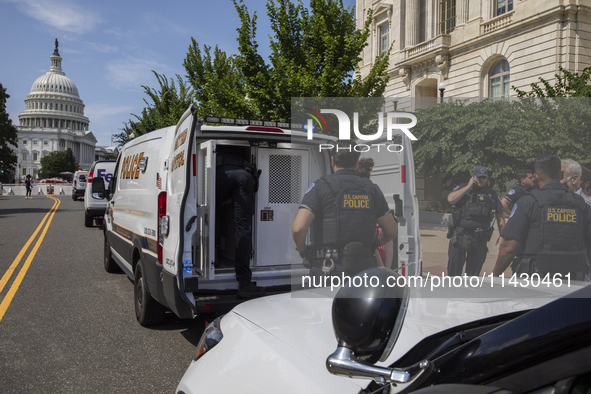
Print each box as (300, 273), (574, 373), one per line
(92, 106), (421, 326)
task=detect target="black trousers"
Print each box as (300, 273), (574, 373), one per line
(216, 165), (255, 287)
(447, 232), (488, 276)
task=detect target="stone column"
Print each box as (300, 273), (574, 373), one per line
(482, 0), (491, 20)
(406, 0), (419, 47)
(457, 0), (469, 25)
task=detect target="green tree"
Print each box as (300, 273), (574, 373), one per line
(0, 83), (18, 174)
(39, 148), (78, 176)
(182, 0), (390, 129)
(513, 66), (591, 97)
(114, 71), (193, 145)
(412, 98), (591, 193)
(184, 40), (257, 119)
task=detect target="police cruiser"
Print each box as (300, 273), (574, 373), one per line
(91, 106), (421, 326)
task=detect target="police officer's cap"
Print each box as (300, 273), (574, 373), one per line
(473, 166), (489, 178)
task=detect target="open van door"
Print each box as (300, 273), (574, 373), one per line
(162, 107), (199, 317)
(361, 135), (422, 277)
(195, 140), (216, 279)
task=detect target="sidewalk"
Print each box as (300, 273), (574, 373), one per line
(419, 222), (501, 277)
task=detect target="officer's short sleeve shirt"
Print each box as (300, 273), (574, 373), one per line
(503, 183), (528, 206)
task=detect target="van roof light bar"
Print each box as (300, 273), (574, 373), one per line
(201, 116), (304, 130)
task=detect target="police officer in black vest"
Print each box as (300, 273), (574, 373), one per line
(447, 166), (505, 276)
(216, 147), (262, 299)
(493, 155), (591, 278)
(292, 140), (397, 278)
(502, 169), (535, 216)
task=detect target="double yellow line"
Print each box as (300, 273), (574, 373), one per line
(0, 196), (60, 322)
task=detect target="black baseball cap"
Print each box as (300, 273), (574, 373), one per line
(473, 166), (489, 177)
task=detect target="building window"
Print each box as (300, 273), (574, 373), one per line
(495, 0), (513, 16)
(23, 139), (28, 145)
(22, 153), (28, 161)
(22, 168), (27, 176)
(379, 23), (389, 55)
(33, 152), (38, 161)
(440, 0), (456, 34)
(33, 140), (38, 145)
(44, 140), (49, 146)
(489, 59), (510, 98)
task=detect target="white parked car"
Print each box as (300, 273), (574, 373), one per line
(72, 170), (87, 201)
(177, 268), (591, 394)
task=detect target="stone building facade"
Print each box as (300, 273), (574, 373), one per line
(14, 40), (96, 180)
(357, 0), (591, 201)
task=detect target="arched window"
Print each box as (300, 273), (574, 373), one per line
(489, 60), (510, 98)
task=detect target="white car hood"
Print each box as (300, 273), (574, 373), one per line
(232, 281), (585, 368)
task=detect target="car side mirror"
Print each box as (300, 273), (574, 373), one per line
(326, 267), (430, 386)
(91, 177), (106, 200)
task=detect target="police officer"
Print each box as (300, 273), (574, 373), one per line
(447, 166), (505, 276)
(502, 169), (535, 216)
(216, 147), (262, 299)
(493, 155), (591, 278)
(291, 140), (397, 278)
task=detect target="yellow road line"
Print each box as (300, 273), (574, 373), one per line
(0, 197), (59, 294)
(0, 196), (61, 322)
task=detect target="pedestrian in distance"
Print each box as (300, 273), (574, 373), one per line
(493, 155), (591, 279)
(292, 140), (397, 280)
(25, 175), (32, 199)
(502, 169), (535, 216)
(447, 166), (505, 276)
(356, 158), (395, 269)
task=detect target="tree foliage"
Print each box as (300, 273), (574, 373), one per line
(183, 39), (257, 119)
(0, 83), (18, 173)
(231, 0), (389, 122)
(412, 98), (591, 192)
(181, 0), (390, 129)
(39, 148), (78, 176)
(513, 66), (591, 97)
(114, 71), (193, 145)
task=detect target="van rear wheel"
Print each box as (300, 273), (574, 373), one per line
(84, 211), (93, 227)
(134, 263), (165, 326)
(104, 236), (120, 273)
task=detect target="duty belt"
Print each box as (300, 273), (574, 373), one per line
(456, 227), (486, 239)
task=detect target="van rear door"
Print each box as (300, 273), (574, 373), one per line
(162, 106), (199, 315)
(361, 135), (422, 277)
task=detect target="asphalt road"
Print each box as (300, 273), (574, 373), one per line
(0, 195), (210, 393)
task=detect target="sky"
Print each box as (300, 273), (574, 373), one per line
(1, 0), (356, 148)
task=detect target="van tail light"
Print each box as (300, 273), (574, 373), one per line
(87, 171), (94, 187)
(158, 192), (167, 263)
(401, 165), (406, 183)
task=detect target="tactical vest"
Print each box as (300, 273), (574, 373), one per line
(523, 189), (588, 274)
(315, 175), (378, 252)
(454, 188), (494, 225)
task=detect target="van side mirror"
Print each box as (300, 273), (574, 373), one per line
(326, 267), (430, 386)
(91, 177), (106, 200)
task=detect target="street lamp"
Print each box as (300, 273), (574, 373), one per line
(18, 164), (21, 184)
(438, 82), (446, 103)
